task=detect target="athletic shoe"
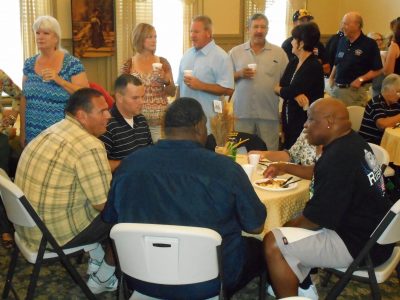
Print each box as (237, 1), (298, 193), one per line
(86, 258), (102, 275)
(267, 284), (319, 300)
(87, 273), (118, 294)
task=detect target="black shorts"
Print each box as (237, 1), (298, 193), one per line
(62, 214), (113, 248)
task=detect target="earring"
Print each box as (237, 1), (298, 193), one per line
(327, 126), (331, 129)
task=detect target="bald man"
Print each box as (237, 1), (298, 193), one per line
(329, 12), (382, 106)
(263, 98), (394, 298)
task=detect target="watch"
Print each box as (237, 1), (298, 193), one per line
(358, 77), (365, 83)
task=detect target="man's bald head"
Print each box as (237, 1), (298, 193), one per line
(342, 12), (363, 40)
(304, 98), (352, 146)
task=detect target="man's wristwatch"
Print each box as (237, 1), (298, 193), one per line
(358, 77), (365, 83)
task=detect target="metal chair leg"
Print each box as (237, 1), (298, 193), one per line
(2, 246), (19, 299)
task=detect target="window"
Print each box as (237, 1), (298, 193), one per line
(265, 0), (288, 46)
(135, 0), (184, 82)
(152, 0), (183, 81)
(0, 1), (23, 89)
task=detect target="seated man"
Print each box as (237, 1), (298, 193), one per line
(264, 98), (394, 298)
(359, 73), (400, 144)
(15, 88), (117, 294)
(99, 74), (152, 172)
(103, 97), (266, 298)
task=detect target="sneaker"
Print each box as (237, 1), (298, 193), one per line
(299, 284), (318, 300)
(87, 258), (102, 275)
(87, 273), (118, 294)
(267, 284), (318, 300)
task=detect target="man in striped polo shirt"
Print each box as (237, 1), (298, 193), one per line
(100, 74), (152, 172)
(359, 74), (400, 144)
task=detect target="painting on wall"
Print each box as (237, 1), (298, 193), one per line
(71, 0), (115, 58)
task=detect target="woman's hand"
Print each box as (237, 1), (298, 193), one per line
(294, 94), (309, 109)
(263, 163), (287, 178)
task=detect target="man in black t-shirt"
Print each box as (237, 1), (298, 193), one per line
(263, 98), (394, 299)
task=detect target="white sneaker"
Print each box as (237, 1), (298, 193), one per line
(299, 284), (318, 300)
(87, 273), (118, 294)
(86, 258), (102, 275)
(267, 284), (318, 300)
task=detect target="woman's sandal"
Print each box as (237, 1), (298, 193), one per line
(1, 233), (14, 249)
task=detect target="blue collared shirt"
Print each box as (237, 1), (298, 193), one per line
(178, 40), (234, 120)
(103, 139), (266, 290)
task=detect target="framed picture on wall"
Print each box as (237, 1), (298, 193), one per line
(71, 0), (115, 58)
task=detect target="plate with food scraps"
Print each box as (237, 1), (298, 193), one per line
(253, 177), (298, 192)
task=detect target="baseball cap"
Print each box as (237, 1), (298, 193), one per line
(293, 9), (314, 22)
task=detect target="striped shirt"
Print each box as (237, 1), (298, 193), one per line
(99, 105), (153, 160)
(359, 94), (400, 144)
(15, 115), (112, 250)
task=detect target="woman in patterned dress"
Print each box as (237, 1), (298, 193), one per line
(21, 15), (89, 145)
(120, 23), (176, 142)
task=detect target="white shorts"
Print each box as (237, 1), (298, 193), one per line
(272, 227), (353, 282)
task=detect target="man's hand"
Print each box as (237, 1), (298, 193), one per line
(350, 77), (362, 89)
(241, 67), (256, 79)
(184, 75), (201, 90)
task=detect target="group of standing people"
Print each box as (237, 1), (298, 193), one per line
(0, 8), (399, 299)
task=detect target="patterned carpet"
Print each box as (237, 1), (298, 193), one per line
(0, 245), (399, 299)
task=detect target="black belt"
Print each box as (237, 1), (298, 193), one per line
(335, 83), (350, 88)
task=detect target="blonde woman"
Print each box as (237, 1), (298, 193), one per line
(120, 23), (176, 142)
(21, 15), (89, 145)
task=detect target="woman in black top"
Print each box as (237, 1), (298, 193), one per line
(275, 22), (324, 149)
(383, 21), (400, 76)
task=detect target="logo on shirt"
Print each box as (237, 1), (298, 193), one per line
(364, 150), (384, 194)
(337, 51), (344, 58)
(354, 49), (363, 56)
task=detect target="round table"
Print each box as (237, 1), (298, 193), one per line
(236, 155), (310, 239)
(380, 127), (400, 166)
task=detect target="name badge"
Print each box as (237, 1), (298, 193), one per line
(213, 100), (223, 113)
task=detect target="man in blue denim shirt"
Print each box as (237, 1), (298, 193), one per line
(103, 97), (266, 298)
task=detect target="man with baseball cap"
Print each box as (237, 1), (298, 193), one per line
(282, 9), (330, 74)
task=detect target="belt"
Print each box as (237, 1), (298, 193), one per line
(335, 83), (350, 88)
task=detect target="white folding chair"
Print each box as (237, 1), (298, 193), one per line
(110, 223), (224, 300)
(0, 169), (98, 300)
(368, 142), (396, 177)
(347, 105), (365, 132)
(323, 199), (400, 299)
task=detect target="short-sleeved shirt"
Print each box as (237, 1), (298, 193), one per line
(359, 95), (400, 144)
(23, 53), (85, 142)
(303, 131), (393, 264)
(15, 115), (112, 250)
(281, 37), (328, 64)
(177, 40), (234, 119)
(103, 139), (266, 289)
(99, 105), (152, 160)
(334, 33), (382, 85)
(229, 41), (288, 121)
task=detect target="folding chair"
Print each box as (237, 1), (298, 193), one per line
(110, 223), (223, 299)
(368, 142), (395, 178)
(0, 169), (98, 300)
(347, 105), (365, 132)
(323, 199), (400, 300)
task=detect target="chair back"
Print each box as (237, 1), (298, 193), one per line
(110, 223), (222, 285)
(375, 199), (400, 245)
(0, 169), (36, 227)
(347, 106), (365, 132)
(368, 143), (390, 173)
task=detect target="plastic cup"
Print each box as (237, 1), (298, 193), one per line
(241, 164), (254, 180)
(184, 69), (193, 77)
(152, 63), (162, 71)
(247, 63), (257, 70)
(248, 153), (260, 167)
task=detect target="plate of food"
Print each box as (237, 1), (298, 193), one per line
(253, 177), (298, 192)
